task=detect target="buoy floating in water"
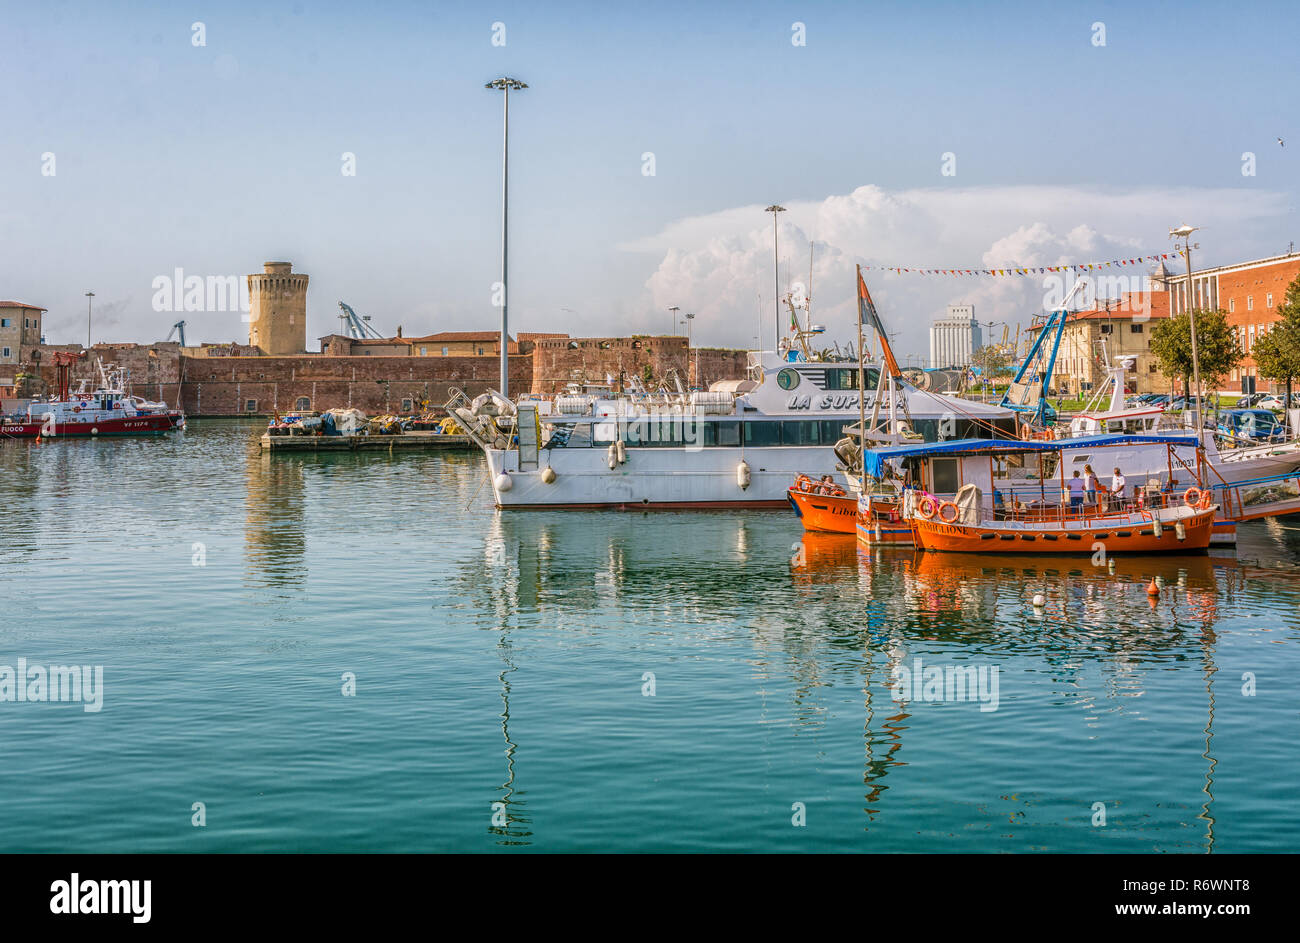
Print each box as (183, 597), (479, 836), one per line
(1146, 579), (1159, 596)
(1032, 594), (1046, 608)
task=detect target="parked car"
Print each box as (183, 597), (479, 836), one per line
(1237, 392), (1271, 408)
(1255, 393), (1300, 411)
(1217, 408), (1289, 443)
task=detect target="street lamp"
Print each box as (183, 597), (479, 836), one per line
(668, 305), (680, 337)
(85, 291), (94, 349)
(765, 204), (786, 350)
(1170, 224), (1202, 433)
(486, 76), (527, 398)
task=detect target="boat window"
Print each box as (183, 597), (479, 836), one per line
(930, 458), (960, 494)
(824, 369), (860, 390)
(743, 421), (782, 447)
(781, 420), (821, 446)
(709, 421), (741, 447)
(1039, 452), (1060, 479)
(821, 420), (848, 442)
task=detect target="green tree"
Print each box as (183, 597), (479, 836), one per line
(1149, 308), (1241, 399)
(1253, 272), (1300, 404)
(972, 345), (1013, 379)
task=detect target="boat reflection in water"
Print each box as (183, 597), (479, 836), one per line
(460, 511), (1261, 846)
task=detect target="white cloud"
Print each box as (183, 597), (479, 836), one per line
(625, 184), (1289, 361)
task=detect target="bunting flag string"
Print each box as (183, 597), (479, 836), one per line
(862, 249), (1186, 277)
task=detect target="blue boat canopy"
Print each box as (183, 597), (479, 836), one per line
(861, 434), (1200, 478)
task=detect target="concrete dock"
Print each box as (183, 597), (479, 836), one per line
(260, 432), (477, 453)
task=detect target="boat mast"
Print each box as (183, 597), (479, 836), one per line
(856, 265), (866, 476)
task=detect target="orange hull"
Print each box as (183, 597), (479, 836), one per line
(787, 488), (858, 533)
(911, 508), (1216, 554)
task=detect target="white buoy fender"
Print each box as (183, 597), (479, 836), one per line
(1153, 518), (1163, 537)
(1032, 594), (1046, 608)
(616, 441), (627, 464)
(494, 472), (513, 492)
(737, 460), (751, 490)
(541, 467), (556, 484)
(1175, 521), (1186, 541)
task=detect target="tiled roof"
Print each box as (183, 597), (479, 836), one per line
(0, 301), (46, 310)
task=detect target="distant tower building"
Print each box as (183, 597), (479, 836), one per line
(929, 304), (982, 368)
(248, 261), (308, 355)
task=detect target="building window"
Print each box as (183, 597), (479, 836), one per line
(0, 318), (9, 327)
(1149, 362), (1157, 373)
(295, 396), (310, 410)
(245, 399), (257, 412)
(1129, 324), (1143, 333)
(1229, 298), (1235, 313)
(401, 398), (413, 412)
(1, 347), (9, 358)
(1099, 324), (1112, 334)
(441, 346), (449, 356)
(1247, 296), (1254, 311)
(420, 347), (427, 356)
(477, 347), (484, 355)
(1267, 293), (1274, 308)
(1248, 325), (1255, 352)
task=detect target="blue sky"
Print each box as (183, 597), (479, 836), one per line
(1, 0), (1296, 359)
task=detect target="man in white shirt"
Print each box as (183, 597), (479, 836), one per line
(1111, 467), (1126, 510)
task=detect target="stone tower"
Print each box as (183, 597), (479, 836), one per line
(248, 261), (308, 355)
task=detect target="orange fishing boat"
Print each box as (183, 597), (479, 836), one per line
(908, 497), (1216, 554)
(787, 474), (856, 533)
(863, 434), (1218, 555)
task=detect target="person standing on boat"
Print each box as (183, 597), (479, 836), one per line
(1068, 470), (1086, 511)
(1083, 464), (1099, 506)
(1111, 467), (1127, 510)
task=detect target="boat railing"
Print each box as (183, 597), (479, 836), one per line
(989, 484), (1199, 526)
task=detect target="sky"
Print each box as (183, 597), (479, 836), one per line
(1, 0), (1296, 362)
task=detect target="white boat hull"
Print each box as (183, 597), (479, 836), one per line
(487, 445), (837, 508)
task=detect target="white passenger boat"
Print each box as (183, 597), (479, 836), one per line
(449, 348), (1020, 509)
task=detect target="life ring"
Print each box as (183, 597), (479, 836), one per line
(795, 474), (812, 493)
(1198, 489), (1213, 510)
(1183, 487), (1203, 508)
(937, 501), (959, 523)
(73, 404), (82, 413)
(917, 495), (938, 519)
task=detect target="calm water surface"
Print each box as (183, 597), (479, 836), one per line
(1, 419), (1298, 852)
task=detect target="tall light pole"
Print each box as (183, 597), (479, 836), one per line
(1171, 224), (1202, 432)
(85, 291), (94, 348)
(684, 312), (695, 386)
(765, 205), (786, 350)
(668, 305), (680, 337)
(486, 76), (527, 398)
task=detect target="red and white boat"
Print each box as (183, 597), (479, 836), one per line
(1, 356), (183, 438)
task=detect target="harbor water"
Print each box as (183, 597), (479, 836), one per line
(1, 419), (1297, 852)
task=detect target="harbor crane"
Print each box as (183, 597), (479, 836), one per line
(165, 320), (187, 346)
(337, 302), (386, 340)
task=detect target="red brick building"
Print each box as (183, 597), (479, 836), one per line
(1153, 251), (1300, 392)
